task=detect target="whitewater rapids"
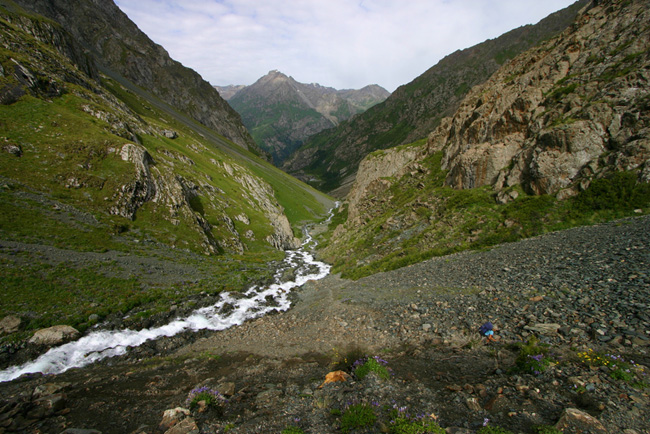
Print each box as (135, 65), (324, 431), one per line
(0, 226), (332, 383)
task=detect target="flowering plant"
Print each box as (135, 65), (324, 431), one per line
(578, 349), (647, 385)
(185, 386), (227, 411)
(514, 336), (554, 375)
(353, 355), (392, 380)
(387, 404), (445, 434)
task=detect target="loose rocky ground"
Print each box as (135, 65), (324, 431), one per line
(0, 216), (649, 434)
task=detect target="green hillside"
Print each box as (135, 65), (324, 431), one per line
(0, 2), (333, 335)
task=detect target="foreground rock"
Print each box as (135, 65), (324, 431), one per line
(28, 326), (80, 346)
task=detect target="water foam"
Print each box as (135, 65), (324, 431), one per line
(0, 231), (330, 382)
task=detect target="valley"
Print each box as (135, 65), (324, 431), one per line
(1, 0), (650, 433)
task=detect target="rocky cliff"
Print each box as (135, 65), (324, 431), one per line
(226, 70), (389, 165)
(324, 0), (650, 279)
(284, 0), (588, 195)
(9, 0), (260, 154)
(432, 0), (650, 199)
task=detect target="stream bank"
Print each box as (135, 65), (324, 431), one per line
(0, 215), (649, 433)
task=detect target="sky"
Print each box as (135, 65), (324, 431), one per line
(114, 0), (578, 93)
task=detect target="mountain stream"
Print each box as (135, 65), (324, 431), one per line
(0, 211), (336, 383)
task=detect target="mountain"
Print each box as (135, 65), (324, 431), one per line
(321, 0), (650, 279)
(0, 0), (332, 332)
(214, 84), (246, 100)
(283, 0), (589, 196)
(8, 0), (261, 155)
(223, 70), (390, 165)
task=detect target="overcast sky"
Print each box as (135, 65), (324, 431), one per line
(114, 0), (578, 92)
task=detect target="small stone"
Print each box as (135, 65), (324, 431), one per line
(466, 397), (481, 412)
(212, 382), (234, 397)
(161, 130), (178, 139)
(164, 417), (199, 434)
(27, 393), (66, 419)
(524, 323), (561, 334)
(33, 382), (70, 399)
(422, 323), (432, 331)
(2, 144), (22, 157)
(159, 407), (190, 431)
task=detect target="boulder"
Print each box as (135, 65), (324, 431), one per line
(2, 144), (22, 157)
(159, 407), (190, 432)
(555, 408), (608, 434)
(164, 417), (198, 434)
(0, 315), (21, 335)
(524, 323), (561, 335)
(28, 325), (80, 346)
(161, 129), (178, 139)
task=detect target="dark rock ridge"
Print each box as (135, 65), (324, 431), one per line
(9, 0), (260, 154)
(224, 70), (390, 165)
(283, 0), (589, 195)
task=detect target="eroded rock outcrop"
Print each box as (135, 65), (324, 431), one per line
(427, 0), (650, 198)
(347, 145), (425, 225)
(223, 161), (301, 250)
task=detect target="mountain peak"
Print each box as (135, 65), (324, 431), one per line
(227, 72), (390, 165)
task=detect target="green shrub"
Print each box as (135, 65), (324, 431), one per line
(513, 336), (554, 375)
(388, 410), (445, 434)
(573, 171), (650, 212)
(340, 403), (376, 433)
(353, 356), (391, 380)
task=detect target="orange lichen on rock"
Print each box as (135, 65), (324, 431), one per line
(318, 370), (350, 388)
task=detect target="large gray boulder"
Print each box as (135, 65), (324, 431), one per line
(29, 325), (80, 346)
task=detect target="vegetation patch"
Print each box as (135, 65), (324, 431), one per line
(340, 402), (377, 433)
(353, 355), (392, 380)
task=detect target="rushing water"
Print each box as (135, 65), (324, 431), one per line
(0, 218), (335, 383)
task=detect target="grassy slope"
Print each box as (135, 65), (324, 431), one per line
(0, 9), (333, 336)
(321, 142), (650, 280)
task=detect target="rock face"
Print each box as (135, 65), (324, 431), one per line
(228, 70), (390, 165)
(283, 1), (588, 194)
(429, 0), (650, 198)
(347, 145), (425, 225)
(10, 0), (259, 154)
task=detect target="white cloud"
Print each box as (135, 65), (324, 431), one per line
(115, 0), (578, 92)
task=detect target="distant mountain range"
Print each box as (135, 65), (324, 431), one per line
(216, 71), (390, 165)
